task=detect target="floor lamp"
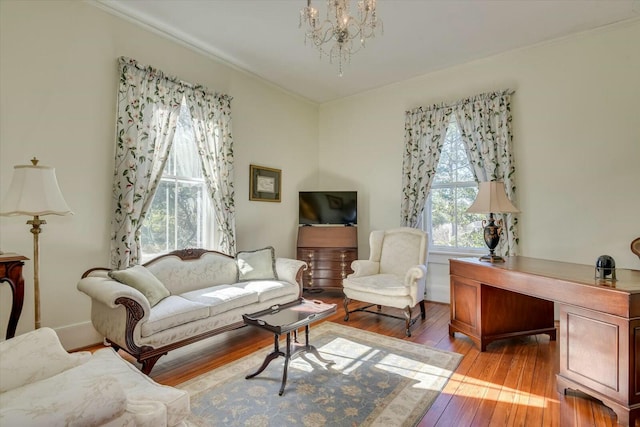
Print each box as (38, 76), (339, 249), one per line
(0, 158), (73, 329)
(467, 181), (519, 263)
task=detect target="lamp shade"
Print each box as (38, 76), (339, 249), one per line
(1, 161), (73, 217)
(467, 181), (519, 214)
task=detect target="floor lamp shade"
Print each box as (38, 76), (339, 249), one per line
(1, 161), (73, 216)
(467, 181), (519, 263)
(0, 158), (73, 329)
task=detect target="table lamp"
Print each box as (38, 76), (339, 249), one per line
(0, 157), (73, 329)
(467, 181), (519, 263)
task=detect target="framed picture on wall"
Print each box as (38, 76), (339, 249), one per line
(249, 164), (281, 202)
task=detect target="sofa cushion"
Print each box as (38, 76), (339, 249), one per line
(343, 273), (410, 296)
(109, 265), (170, 307)
(236, 246), (278, 281)
(0, 368), (127, 427)
(181, 285), (260, 316)
(237, 280), (300, 303)
(142, 296), (210, 337)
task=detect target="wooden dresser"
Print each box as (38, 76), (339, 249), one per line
(296, 226), (357, 292)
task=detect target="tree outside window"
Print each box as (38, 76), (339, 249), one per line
(424, 115), (484, 252)
(140, 100), (214, 260)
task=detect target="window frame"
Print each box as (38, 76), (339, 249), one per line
(140, 101), (214, 262)
(423, 116), (485, 260)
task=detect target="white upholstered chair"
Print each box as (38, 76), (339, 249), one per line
(342, 227), (428, 337)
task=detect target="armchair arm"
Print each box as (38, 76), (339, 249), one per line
(348, 260), (380, 278)
(404, 265), (427, 306)
(0, 327), (91, 393)
(275, 258), (307, 294)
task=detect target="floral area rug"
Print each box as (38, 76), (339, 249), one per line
(178, 322), (462, 427)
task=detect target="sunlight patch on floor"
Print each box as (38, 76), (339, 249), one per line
(443, 372), (552, 408)
(290, 337), (455, 390)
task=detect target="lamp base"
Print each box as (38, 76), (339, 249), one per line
(479, 253), (505, 263)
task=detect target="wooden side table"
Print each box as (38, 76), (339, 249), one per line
(0, 253), (28, 339)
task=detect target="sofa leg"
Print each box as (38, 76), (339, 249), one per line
(343, 297), (351, 321)
(106, 339), (120, 353)
(420, 300), (426, 319)
(140, 354), (164, 375)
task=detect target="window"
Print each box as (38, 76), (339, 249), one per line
(423, 115), (484, 253)
(140, 100), (214, 260)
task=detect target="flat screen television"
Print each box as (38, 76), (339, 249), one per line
(299, 191), (357, 225)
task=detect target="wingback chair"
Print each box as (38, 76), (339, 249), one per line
(342, 227), (428, 337)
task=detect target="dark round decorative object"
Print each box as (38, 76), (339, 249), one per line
(596, 255), (616, 278)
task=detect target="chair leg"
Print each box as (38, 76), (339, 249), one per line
(343, 297), (351, 321)
(420, 300), (426, 319)
(404, 306), (412, 337)
(377, 305), (382, 311)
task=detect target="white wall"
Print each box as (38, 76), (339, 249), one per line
(318, 19), (640, 302)
(0, 0), (318, 348)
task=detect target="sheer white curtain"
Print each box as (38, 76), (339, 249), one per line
(185, 87), (236, 255)
(110, 57), (182, 268)
(453, 89), (518, 256)
(400, 105), (452, 227)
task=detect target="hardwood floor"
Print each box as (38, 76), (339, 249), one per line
(87, 292), (621, 426)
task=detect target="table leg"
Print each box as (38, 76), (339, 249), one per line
(279, 332), (291, 396)
(246, 333), (284, 379)
(299, 324), (334, 365)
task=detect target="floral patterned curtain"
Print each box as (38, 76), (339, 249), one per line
(400, 105), (452, 227)
(453, 89), (519, 256)
(110, 57), (183, 268)
(185, 88), (236, 255)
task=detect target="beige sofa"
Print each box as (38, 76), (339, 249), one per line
(0, 327), (189, 426)
(77, 248), (306, 374)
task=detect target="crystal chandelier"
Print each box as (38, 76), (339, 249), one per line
(300, 0), (383, 76)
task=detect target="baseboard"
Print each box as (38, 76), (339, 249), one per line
(55, 321), (103, 351)
(427, 283), (450, 304)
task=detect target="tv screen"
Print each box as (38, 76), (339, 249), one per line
(299, 191), (357, 225)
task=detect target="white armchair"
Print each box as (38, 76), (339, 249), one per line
(342, 227), (428, 337)
(0, 327), (190, 426)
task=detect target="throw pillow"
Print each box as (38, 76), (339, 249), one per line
(236, 246), (278, 281)
(108, 265), (170, 307)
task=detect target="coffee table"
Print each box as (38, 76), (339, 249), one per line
(242, 298), (337, 396)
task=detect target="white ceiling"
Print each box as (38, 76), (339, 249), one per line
(95, 0), (639, 104)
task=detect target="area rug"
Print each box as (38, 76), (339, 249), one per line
(178, 322), (462, 427)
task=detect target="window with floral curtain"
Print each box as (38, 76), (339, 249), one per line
(401, 89), (518, 257)
(110, 57), (236, 269)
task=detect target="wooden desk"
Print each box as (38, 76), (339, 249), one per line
(0, 253), (28, 339)
(449, 256), (640, 427)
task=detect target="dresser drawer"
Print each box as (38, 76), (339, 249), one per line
(298, 248), (356, 261)
(302, 277), (346, 290)
(296, 226), (358, 292)
(308, 259), (352, 270)
(306, 268), (351, 279)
